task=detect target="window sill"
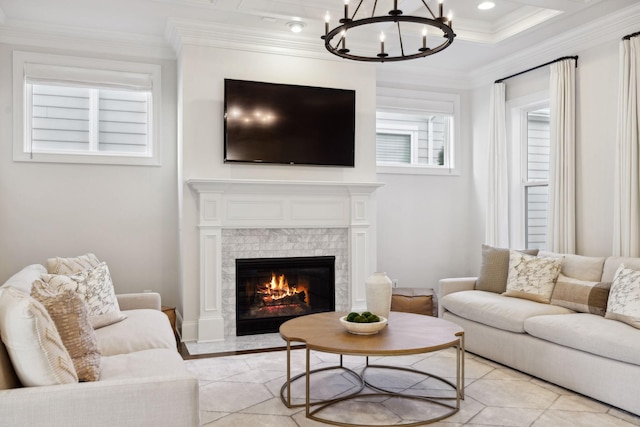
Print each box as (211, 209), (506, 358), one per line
(13, 151), (161, 167)
(376, 165), (460, 176)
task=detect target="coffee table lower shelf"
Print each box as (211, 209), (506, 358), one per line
(279, 311), (465, 427)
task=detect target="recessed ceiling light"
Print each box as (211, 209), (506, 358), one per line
(478, 1), (495, 10)
(287, 21), (305, 33)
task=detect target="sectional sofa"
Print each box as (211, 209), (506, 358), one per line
(438, 249), (640, 416)
(0, 262), (199, 426)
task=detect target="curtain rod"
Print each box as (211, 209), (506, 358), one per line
(494, 56), (578, 84)
(623, 30), (640, 40)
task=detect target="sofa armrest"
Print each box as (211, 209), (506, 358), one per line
(436, 277), (477, 317)
(116, 292), (161, 311)
(0, 375), (199, 427)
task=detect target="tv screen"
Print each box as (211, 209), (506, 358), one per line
(224, 79), (355, 167)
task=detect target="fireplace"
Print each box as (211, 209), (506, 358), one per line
(236, 256), (336, 336)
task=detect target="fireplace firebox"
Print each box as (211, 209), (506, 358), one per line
(235, 256), (336, 336)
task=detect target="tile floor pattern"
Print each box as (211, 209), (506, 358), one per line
(185, 348), (640, 427)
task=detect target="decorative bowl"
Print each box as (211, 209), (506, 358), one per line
(339, 315), (388, 335)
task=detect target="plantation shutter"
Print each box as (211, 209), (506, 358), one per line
(23, 62), (153, 156)
(376, 132), (411, 163)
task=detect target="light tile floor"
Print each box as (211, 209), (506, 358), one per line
(184, 348), (640, 427)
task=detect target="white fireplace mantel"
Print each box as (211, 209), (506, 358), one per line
(187, 178), (383, 342)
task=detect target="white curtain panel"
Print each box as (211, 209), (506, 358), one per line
(613, 36), (640, 257)
(547, 59), (576, 254)
(485, 83), (510, 247)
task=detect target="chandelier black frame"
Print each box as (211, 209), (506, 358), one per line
(322, 0), (456, 63)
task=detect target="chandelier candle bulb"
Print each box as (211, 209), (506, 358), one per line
(422, 27), (427, 48)
(324, 12), (330, 35)
(380, 32), (385, 54)
(448, 11), (453, 29)
(439, 0), (444, 18)
(344, 0), (349, 21)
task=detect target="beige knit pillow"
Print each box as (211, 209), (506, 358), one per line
(0, 288), (78, 386)
(476, 245), (539, 293)
(31, 281), (101, 382)
(41, 262), (126, 329)
(46, 253), (101, 275)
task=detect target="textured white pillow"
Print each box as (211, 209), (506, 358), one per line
(0, 287), (78, 386)
(42, 262), (126, 329)
(504, 251), (563, 303)
(606, 264), (640, 329)
(46, 253), (101, 275)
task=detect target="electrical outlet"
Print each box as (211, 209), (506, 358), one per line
(392, 279), (399, 288)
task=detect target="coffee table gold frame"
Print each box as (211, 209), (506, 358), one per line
(279, 311), (465, 427)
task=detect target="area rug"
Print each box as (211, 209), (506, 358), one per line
(184, 348), (640, 427)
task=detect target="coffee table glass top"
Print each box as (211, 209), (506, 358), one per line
(279, 311), (464, 356)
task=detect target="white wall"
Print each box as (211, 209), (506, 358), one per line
(0, 43), (180, 306)
(375, 87), (475, 288)
(177, 44), (378, 340)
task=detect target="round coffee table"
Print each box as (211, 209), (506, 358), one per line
(279, 311), (465, 426)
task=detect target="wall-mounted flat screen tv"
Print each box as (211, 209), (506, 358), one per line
(224, 79), (355, 167)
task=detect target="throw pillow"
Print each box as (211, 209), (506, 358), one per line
(476, 245), (539, 293)
(46, 253), (101, 275)
(0, 287), (78, 386)
(550, 274), (611, 315)
(41, 262), (127, 329)
(503, 251), (563, 303)
(31, 281), (101, 382)
(605, 264), (640, 329)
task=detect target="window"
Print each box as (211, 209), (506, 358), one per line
(376, 88), (459, 175)
(524, 108), (550, 250)
(376, 111), (453, 168)
(509, 96), (550, 250)
(13, 51), (161, 166)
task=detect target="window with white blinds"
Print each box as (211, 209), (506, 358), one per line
(13, 51), (161, 166)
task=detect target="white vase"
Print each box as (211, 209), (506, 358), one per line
(365, 272), (393, 321)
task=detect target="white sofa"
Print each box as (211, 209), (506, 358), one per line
(0, 264), (199, 427)
(438, 252), (640, 416)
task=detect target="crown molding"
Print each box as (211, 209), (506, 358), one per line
(0, 19), (175, 60)
(468, 2), (640, 88)
(166, 17), (359, 63)
(457, 8), (562, 44)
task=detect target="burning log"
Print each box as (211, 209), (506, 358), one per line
(261, 291), (306, 307)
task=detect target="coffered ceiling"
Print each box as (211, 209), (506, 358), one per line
(0, 0), (639, 84)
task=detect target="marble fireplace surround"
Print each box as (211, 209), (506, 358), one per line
(187, 179), (382, 342)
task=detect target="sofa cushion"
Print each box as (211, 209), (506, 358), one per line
(441, 290), (574, 333)
(0, 264), (47, 294)
(524, 313), (640, 366)
(602, 256), (640, 282)
(94, 309), (176, 356)
(46, 253), (101, 275)
(539, 251), (606, 282)
(550, 274), (611, 316)
(42, 262), (127, 329)
(504, 252), (562, 303)
(100, 348), (191, 381)
(0, 287), (78, 386)
(605, 264), (640, 329)
(476, 245), (538, 293)
(31, 281), (101, 382)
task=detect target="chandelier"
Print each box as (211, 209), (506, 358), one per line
(322, 0), (456, 63)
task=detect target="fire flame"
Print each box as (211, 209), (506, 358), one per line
(261, 272), (306, 304)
